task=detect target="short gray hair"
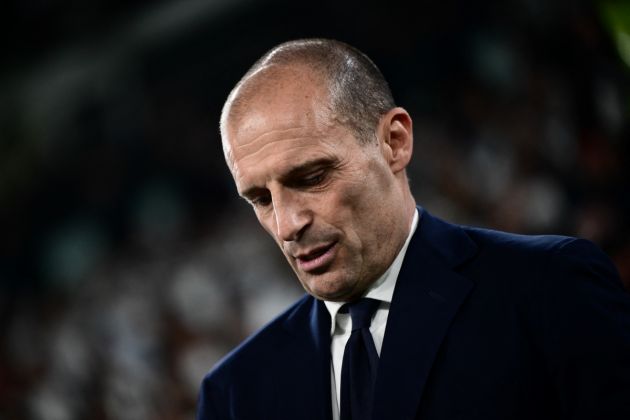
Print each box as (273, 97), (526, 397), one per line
(225, 38), (396, 143)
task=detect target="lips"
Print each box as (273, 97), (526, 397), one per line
(295, 242), (337, 273)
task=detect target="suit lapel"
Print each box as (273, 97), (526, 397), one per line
(372, 210), (477, 420)
(282, 297), (333, 420)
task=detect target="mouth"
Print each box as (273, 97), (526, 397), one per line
(295, 242), (338, 273)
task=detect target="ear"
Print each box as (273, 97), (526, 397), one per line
(379, 107), (413, 174)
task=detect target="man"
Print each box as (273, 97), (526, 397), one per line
(197, 38), (630, 419)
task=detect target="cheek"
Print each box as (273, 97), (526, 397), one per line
(334, 169), (394, 248)
(335, 176), (384, 220)
(323, 180), (377, 241)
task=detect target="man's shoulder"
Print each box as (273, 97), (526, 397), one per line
(201, 293), (314, 385)
(447, 220), (622, 293)
(463, 223), (575, 254)
(417, 209), (586, 266)
(462, 223), (613, 267)
(418, 210), (618, 283)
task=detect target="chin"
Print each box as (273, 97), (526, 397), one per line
(304, 277), (358, 302)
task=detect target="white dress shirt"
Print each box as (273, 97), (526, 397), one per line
(324, 209), (419, 419)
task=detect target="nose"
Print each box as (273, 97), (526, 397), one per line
(272, 190), (311, 242)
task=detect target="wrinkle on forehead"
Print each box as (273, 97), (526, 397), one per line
(224, 103), (334, 168)
(232, 133), (341, 189)
(226, 104), (335, 167)
(238, 138), (333, 168)
(235, 98), (333, 138)
(231, 108), (351, 166)
(233, 126), (311, 151)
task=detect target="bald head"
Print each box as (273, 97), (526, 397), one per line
(221, 38), (396, 148)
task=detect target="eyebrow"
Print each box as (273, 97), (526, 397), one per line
(240, 157), (337, 199)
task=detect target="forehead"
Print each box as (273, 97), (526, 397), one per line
(223, 67), (354, 186)
(234, 67), (330, 127)
(227, 105), (353, 192)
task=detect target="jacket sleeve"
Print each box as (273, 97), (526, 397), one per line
(543, 238), (630, 419)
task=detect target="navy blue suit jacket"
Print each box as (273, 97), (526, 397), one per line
(197, 209), (630, 419)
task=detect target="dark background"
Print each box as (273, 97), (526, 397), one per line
(1, 0), (629, 418)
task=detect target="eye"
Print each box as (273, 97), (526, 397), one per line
(300, 171), (326, 187)
(251, 194), (272, 208)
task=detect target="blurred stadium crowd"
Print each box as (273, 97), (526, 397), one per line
(1, 1), (629, 419)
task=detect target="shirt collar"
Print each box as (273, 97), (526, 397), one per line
(324, 209), (419, 334)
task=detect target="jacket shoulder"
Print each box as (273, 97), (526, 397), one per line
(201, 293), (311, 384)
(196, 294), (318, 419)
(416, 208), (577, 268)
(463, 224), (575, 254)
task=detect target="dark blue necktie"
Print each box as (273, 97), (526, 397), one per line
(340, 298), (381, 420)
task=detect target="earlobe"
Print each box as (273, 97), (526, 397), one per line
(381, 107), (413, 173)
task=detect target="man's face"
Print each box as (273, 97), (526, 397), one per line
(223, 71), (408, 301)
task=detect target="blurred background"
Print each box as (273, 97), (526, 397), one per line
(1, 0), (629, 418)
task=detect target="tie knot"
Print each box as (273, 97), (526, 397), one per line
(344, 298), (380, 331)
